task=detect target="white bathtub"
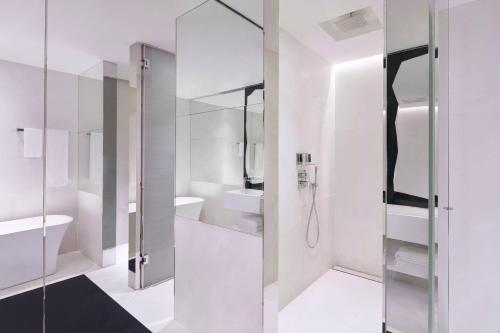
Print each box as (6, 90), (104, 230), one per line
(129, 197), (205, 221)
(175, 197), (205, 221)
(0, 215), (73, 289)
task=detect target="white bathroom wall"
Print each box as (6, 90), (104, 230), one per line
(77, 74), (132, 259)
(263, 2), (279, 330)
(263, 43), (279, 289)
(46, 69), (79, 254)
(332, 55), (384, 277)
(189, 106), (243, 186)
(116, 79), (134, 245)
(175, 98), (191, 197)
(77, 65), (105, 265)
(278, 30), (335, 308)
(175, 99), (247, 229)
(394, 106), (430, 199)
(445, 1), (500, 331)
(0, 59), (79, 254)
(175, 216), (262, 333)
(77, 189), (104, 265)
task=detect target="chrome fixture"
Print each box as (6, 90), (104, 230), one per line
(296, 153), (312, 189)
(296, 153), (320, 248)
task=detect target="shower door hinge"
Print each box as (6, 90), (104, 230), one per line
(140, 254), (150, 266)
(444, 206), (454, 211)
(142, 58), (150, 70)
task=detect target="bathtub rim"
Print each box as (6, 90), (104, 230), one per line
(175, 196), (205, 207)
(128, 197), (205, 214)
(0, 215), (74, 236)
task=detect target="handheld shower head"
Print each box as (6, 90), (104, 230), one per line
(307, 165), (320, 248)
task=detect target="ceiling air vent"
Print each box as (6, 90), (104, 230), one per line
(320, 7), (382, 41)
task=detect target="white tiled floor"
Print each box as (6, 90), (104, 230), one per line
(1, 244), (176, 332)
(279, 270), (382, 333)
(0, 250), (99, 300)
(85, 244), (175, 332)
(385, 273), (435, 333)
(158, 321), (191, 333)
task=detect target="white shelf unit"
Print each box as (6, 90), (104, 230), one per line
(386, 204), (438, 246)
(386, 257), (437, 278)
(386, 204), (438, 279)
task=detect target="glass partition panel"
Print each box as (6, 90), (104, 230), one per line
(176, 0), (264, 232)
(384, 0), (437, 332)
(0, 1), (46, 332)
(44, 1), (181, 331)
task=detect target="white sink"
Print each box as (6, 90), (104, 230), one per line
(224, 189), (264, 215)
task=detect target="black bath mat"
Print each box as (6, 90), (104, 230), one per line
(0, 275), (151, 333)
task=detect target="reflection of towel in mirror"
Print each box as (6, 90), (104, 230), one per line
(395, 246), (427, 266)
(89, 131), (103, 184)
(47, 129), (69, 187)
(393, 245), (437, 278)
(247, 143), (264, 178)
(253, 143), (264, 177)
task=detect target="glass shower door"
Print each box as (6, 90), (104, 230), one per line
(0, 1), (47, 332)
(384, 0), (438, 331)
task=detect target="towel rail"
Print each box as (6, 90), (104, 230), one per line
(17, 128), (73, 135)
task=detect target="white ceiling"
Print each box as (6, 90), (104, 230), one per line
(279, 0), (384, 64)
(280, 0), (480, 63)
(0, 0), (480, 79)
(0, 0), (262, 79)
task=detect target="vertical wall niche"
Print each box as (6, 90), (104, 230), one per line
(77, 61), (118, 267)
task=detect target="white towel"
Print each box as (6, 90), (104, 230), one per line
(237, 214), (263, 233)
(89, 131), (103, 184)
(23, 128), (43, 158)
(46, 129), (69, 187)
(395, 246), (428, 266)
(253, 143), (264, 177)
(246, 143), (264, 178)
(392, 259), (428, 278)
(237, 142), (244, 157)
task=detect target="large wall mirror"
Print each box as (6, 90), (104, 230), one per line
(176, 0), (264, 232)
(175, 1), (265, 332)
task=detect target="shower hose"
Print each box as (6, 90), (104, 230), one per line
(306, 166), (320, 248)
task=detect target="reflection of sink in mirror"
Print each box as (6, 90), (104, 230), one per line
(223, 189), (264, 215)
(224, 189), (263, 235)
(128, 197), (205, 221)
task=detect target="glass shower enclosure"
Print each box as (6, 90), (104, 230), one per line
(384, 0), (438, 332)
